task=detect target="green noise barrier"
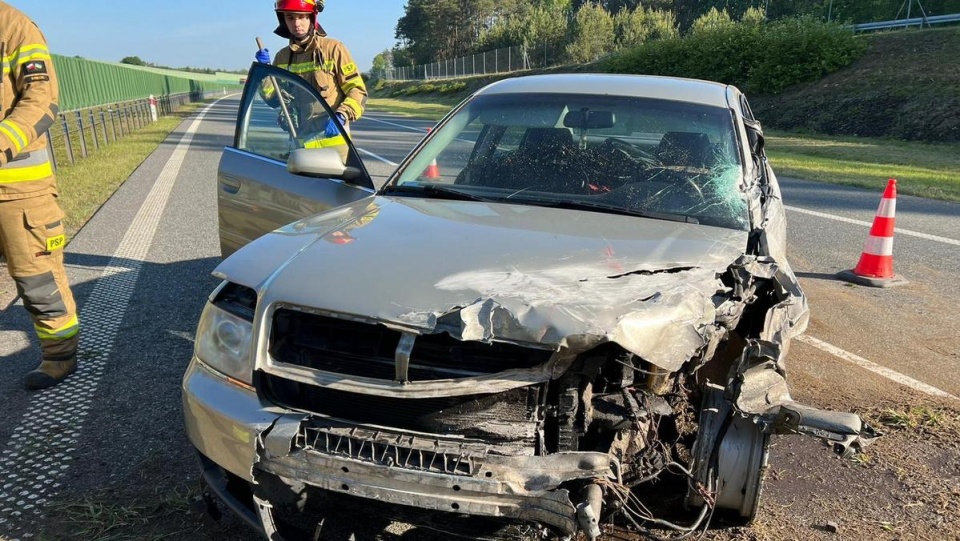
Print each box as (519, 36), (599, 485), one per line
(52, 55), (244, 111)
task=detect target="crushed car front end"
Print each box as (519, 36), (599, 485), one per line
(184, 73), (878, 540)
(183, 207), (877, 540)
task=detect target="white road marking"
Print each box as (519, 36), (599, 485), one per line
(357, 148), (398, 166)
(798, 335), (959, 401)
(354, 115), (421, 167)
(0, 97), (229, 539)
(785, 205), (960, 247)
(362, 115), (432, 133)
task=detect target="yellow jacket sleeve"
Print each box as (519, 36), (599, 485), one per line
(0, 18), (58, 166)
(331, 41), (367, 122)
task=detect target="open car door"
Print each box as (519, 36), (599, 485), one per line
(217, 62), (375, 256)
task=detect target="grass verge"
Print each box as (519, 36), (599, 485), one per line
(54, 101), (207, 236)
(367, 96), (459, 121)
(766, 131), (960, 202)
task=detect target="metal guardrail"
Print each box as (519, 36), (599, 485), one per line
(853, 12), (960, 31)
(47, 90), (221, 170)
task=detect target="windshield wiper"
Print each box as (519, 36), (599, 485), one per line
(526, 199), (699, 224)
(382, 184), (494, 202)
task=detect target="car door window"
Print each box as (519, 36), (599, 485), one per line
(416, 122), (481, 184)
(238, 72), (317, 161)
(217, 64), (375, 256)
(236, 64), (367, 172)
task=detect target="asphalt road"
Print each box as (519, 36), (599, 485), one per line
(0, 97), (958, 540)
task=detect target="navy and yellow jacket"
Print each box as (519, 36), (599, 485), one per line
(273, 33), (367, 122)
(0, 1), (59, 200)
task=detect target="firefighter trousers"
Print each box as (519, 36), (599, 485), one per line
(0, 194), (79, 361)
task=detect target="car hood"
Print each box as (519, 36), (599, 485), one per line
(216, 196), (751, 371)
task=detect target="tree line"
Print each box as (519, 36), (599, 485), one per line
(370, 0), (960, 77)
(119, 56), (246, 75)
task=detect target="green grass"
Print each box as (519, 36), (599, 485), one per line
(878, 407), (949, 431)
(40, 484), (203, 541)
(54, 102), (207, 236)
(766, 131), (960, 201)
(750, 27), (960, 143)
(367, 96), (460, 121)
(44, 499), (150, 541)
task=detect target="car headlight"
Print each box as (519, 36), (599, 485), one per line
(195, 283), (256, 385)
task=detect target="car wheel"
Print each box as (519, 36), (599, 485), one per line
(687, 384), (770, 523)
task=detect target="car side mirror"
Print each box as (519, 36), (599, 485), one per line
(287, 148), (362, 181)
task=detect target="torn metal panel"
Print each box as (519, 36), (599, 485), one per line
(424, 266), (732, 372)
(734, 342), (793, 414)
(261, 415), (307, 459)
(245, 227), (806, 388)
(215, 198), (766, 377)
(770, 402), (882, 458)
(251, 414), (614, 536)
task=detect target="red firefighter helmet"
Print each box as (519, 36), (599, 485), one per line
(273, 0), (326, 39)
(274, 0), (322, 13)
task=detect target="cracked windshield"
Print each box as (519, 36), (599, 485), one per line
(394, 93), (749, 230)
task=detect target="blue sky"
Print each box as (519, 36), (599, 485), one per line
(24, 1), (407, 72)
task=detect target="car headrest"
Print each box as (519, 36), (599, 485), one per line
(519, 128), (575, 154)
(655, 132), (714, 168)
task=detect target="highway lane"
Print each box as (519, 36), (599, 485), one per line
(778, 177), (960, 399)
(0, 101), (956, 540)
(351, 112), (434, 183)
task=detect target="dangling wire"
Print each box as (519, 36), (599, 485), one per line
(597, 411), (730, 541)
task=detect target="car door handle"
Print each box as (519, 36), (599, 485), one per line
(220, 176), (241, 194)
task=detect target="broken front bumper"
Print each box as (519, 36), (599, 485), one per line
(182, 358), (613, 536)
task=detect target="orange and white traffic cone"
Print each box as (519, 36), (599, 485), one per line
(837, 178), (908, 287)
(423, 127), (440, 179)
(424, 157), (441, 179)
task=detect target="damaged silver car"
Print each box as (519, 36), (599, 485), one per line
(183, 66), (878, 540)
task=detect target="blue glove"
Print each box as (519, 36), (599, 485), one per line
(255, 48), (270, 64)
(324, 113), (346, 137)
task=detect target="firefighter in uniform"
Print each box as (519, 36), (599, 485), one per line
(255, 0), (367, 162)
(0, 2), (80, 390)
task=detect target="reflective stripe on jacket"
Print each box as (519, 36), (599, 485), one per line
(0, 1), (59, 200)
(273, 35), (367, 122)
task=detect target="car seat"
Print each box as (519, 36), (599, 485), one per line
(654, 132), (715, 169)
(503, 128), (579, 192)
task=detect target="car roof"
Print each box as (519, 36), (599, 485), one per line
(474, 73), (733, 109)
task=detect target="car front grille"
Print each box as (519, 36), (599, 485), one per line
(269, 308), (554, 381)
(264, 308), (550, 451)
